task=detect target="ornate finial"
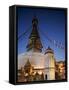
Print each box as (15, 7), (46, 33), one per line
(26, 16), (43, 52)
(32, 15), (38, 25)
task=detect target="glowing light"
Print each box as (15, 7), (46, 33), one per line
(34, 66), (44, 69)
(25, 73), (28, 76)
(38, 71), (42, 75)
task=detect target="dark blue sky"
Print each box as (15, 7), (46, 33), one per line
(17, 7), (65, 61)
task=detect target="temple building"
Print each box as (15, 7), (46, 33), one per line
(55, 61), (65, 80)
(18, 16), (65, 82)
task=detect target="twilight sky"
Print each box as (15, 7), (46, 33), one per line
(17, 7), (66, 61)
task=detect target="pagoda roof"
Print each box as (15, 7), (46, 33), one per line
(24, 59), (32, 68)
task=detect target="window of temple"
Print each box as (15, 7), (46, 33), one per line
(45, 74), (47, 80)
